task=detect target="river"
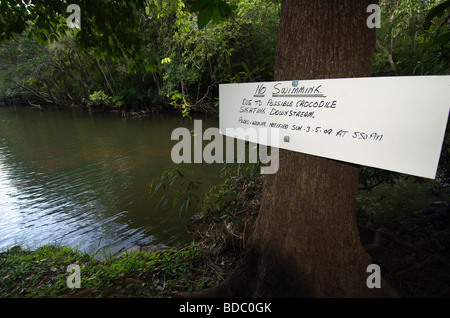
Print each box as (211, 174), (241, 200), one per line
(0, 106), (448, 257)
(0, 106), (221, 256)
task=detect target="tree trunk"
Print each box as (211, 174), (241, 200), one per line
(195, 0), (398, 297)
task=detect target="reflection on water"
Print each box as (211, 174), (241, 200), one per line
(0, 106), (221, 255)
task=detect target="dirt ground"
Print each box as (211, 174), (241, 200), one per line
(188, 195), (450, 298)
(358, 202), (450, 297)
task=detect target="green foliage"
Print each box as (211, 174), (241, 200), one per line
(166, 89), (191, 117)
(359, 166), (401, 191)
(0, 0), (279, 113)
(1, 0), (147, 60)
(200, 162), (262, 226)
(0, 31), (51, 98)
(149, 160), (262, 227)
(424, 0), (450, 29)
(149, 166), (201, 215)
(422, 0), (450, 52)
(86, 90), (112, 106)
(84, 89), (126, 109)
(0, 0), (37, 42)
(190, 0), (235, 29)
(101, 244), (200, 282)
(0, 242), (208, 297)
(0, 244), (95, 297)
(156, 0), (279, 111)
(373, 0), (449, 76)
(1, 0), (447, 112)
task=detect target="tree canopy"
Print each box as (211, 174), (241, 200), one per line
(1, 0), (147, 60)
(0, 0), (448, 116)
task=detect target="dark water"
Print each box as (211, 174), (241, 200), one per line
(0, 106), (221, 256)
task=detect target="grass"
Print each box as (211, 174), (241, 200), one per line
(0, 242), (220, 298)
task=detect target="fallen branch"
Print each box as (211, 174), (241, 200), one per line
(27, 100), (42, 110)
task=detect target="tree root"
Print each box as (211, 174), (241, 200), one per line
(362, 226), (416, 253)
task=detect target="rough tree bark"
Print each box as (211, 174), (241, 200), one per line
(195, 0), (399, 297)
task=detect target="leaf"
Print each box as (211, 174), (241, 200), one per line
(161, 57), (171, 64)
(184, 191), (200, 200)
(197, 5), (214, 29)
(218, 1), (232, 17)
(173, 194), (179, 209)
(169, 174), (179, 186)
(190, 0), (212, 13)
(157, 194), (166, 208)
(186, 196), (190, 213)
(429, 32), (450, 47)
(161, 197), (170, 208)
(241, 61), (250, 74)
(424, 0), (450, 29)
(154, 182), (163, 193)
(212, 5), (221, 24)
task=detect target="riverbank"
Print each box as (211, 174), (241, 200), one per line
(1, 173), (449, 297)
(0, 96), (218, 119)
(0, 242), (223, 298)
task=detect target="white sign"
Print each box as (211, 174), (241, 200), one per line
(219, 76), (450, 179)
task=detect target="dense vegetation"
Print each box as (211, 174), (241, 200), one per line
(0, 0), (279, 115)
(1, 0), (447, 115)
(0, 243), (218, 297)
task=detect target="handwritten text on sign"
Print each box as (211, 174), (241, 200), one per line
(219, 76), (450, 179)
